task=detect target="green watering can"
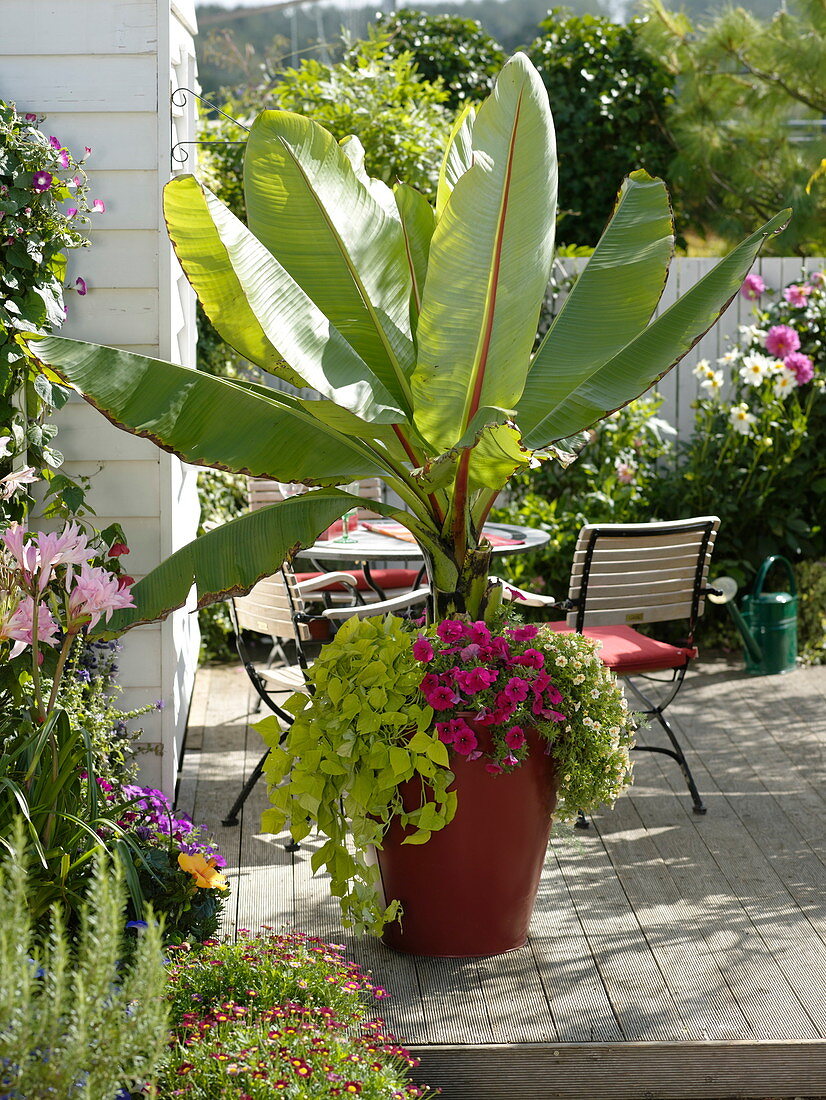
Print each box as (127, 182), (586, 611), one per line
(709, 555), (798, 676)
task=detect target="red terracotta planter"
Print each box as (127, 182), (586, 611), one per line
(376, 722), (558, 957)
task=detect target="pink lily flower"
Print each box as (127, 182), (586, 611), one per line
(0, 467), (38, 500)
(1, 596), (60, 658)
(67, 564), (135, 631)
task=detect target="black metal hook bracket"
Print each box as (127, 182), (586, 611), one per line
(170, 87), (250, 169)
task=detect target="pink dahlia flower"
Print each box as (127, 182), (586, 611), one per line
(783, 351), (814, 385)
(740, 273), (765, 300)
(764, 324), (801, 358)
(783, 284), (812, 308)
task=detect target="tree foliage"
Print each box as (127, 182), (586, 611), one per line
(525, 9), (676, 247)
(640, 0), (826, 255)
(369, 8), (506, 110)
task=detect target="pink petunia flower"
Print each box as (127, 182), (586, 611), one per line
(740, 273), (765, 300)
(507, 624), (539, 643)
(510, 648), (545, 669)
(452, 729), (478, 756)
(436, 620), (465, 643)
(783, 351), (814, 385)
(764, 324), (801, 358)
(411, 636), (434, 663)
(422, 685), (459, 711)
(504, 726), (526, 750)
(32, 171), (53, 193)
(502, 676), (531, 703)
(783, 284), (812, 308)
(465, 621), (491, 646)
(484, 762), (503, 775)
(454, 666), (499, 695)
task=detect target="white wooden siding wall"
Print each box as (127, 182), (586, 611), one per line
(556, 256), (825, 438)
(0, 0), (200, 794)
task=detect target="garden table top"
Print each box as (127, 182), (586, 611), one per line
(296, 520), (550, 564)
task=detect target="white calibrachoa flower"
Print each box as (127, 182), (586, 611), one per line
(730, 402), (757, 434)
(739, 353), (774, 386)
(773, 367), (798, 399)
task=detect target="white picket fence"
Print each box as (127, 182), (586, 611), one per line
(554, 255), (825, 439)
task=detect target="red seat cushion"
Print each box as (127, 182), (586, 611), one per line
(549, 622), (698, 674)
(295, 568), (420, 594)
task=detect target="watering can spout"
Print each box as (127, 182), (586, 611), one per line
(708, 577), (764, 664)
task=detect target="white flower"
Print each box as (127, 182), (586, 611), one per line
(772, 367), (797, 399)
(717, 348), (741, 365)
(0, 467), (38, 500)
(729, 403), (757, 435)
(555, 655), (568, 667)
(700, 369), (724, 398)
(573, 673), (585, 685)
(739, 353), (774, 386)
(0, 435), (11, 459)
(691, 358), (711, 378)
(739, 323), (767, 343)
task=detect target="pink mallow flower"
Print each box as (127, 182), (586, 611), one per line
(411, 636), (434, 663)
(764, 324), (801, 358)
(1, 596), (60, 658)
(741, 273), (765, 300)
(783, 352), (814, 385)
(67, 564), (135, 631)
(783, 284), (812, 308)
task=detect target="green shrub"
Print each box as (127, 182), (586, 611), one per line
(0, 827), (168, 1099)
(796, 560), (826, 665)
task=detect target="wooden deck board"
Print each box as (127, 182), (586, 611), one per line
(178, 659), (826, 1097)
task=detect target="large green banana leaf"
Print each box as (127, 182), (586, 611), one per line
(394, 183), (436, 324)
(98, 490), (401, 635)
(31, 337), (388, 484)
(243, 111), (415, 412)
(517, 208), (791, 448)
(436, 102), (476, 219)
(412, 53), (557, 454)
(164, 176), (404, 424)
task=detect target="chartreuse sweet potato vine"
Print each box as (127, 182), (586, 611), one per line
(259, 615), (454, 936)
(260, 614), (635, 936)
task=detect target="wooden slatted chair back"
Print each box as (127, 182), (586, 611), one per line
(247, 478), (383, 520)
(566, 517), (720, 631)
(232, 570), (312, 642)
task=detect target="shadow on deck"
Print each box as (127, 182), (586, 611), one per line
(177, 659), (826, 1099)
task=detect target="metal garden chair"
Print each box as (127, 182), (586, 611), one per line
(513, 516), (721, 817)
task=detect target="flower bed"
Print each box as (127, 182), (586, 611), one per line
(159, 930), (432, 1099)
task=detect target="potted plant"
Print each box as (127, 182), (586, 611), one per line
(259, 613), (634, 955)
(28, 54), (787, 950)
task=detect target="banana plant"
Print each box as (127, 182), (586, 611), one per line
(30, 53), (788, 629)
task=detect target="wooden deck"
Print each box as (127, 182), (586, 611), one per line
(178, 659), (826, 1099)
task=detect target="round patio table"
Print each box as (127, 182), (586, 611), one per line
(297, 520), (549, 599)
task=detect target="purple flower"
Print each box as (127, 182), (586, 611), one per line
(452, 728), (478, 756)
(48, 136), (62, 150)
(741, 273), (765, 300)
(423, 685), (459, 711)
(92, 198), (106, 213)
(32, 170), (53, 193)
(75, 276), (87, 296)
(784, 351), (814, 385)
(764, 324), (800, 357)
(56, 150), (70, 169)
(507, 624), (539, 642)
(24, 113), (38, 122)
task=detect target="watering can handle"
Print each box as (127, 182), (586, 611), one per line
(752, 555), (797, 598)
